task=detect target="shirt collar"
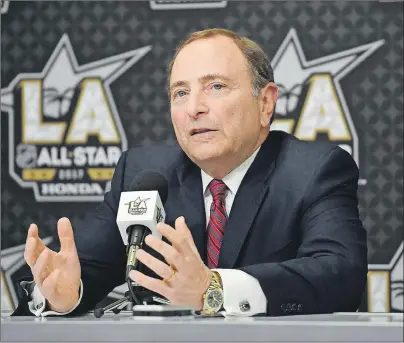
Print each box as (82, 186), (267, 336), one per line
(201, 146), (261, 196)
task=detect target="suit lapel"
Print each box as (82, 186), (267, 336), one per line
(166, 158), (207, 262)
(218, 132), (283, 268)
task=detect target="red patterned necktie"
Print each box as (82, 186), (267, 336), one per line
(207, 179), (228, 269)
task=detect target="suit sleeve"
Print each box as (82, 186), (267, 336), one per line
(240, 147), (368, 316)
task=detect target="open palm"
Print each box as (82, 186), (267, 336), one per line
(24, 217), (81, 313)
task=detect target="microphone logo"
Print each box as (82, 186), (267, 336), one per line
(156, 207), (163, 223)
(126, 197), (149, 215)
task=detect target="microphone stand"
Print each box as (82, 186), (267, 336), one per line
(93, 294), (131, 318)
(94, 231), (170, 318)
(94, 281), (170, 318)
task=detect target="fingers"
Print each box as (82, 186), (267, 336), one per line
(129, 270), (170, 299)
(144, 235), (184, 270)
(58, 217), (77, 254)
(24, 224), (46, 267)
(156, 221), (194, 257)
(175, 217), (200, 256)
(32, 249), (52, 287)
(136, 249), (172, 279)
(24, 237), (38, 268)
(27, 223), (39, 240)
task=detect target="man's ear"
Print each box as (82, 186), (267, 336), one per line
(259, 82), (278, 127)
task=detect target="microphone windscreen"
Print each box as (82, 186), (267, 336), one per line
(129, 170), (168, 204)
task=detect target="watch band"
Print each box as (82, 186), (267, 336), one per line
(212, 271), (224, 312)
(200, 271), (224, 315)
(211, 271), (222, 288)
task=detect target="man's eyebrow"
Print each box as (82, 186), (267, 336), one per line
(169, 81), (188, 94)
(198, 73), (235, 84)
(169, 74), (235, 93)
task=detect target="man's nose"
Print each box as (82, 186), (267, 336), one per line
(186, 91), (208, 119)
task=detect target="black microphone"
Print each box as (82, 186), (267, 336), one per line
(116, 170), (168, 279)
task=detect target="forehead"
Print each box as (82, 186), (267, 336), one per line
(170, 36), (248, 83)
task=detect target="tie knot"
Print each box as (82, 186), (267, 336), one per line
(208, 179), (227, 202)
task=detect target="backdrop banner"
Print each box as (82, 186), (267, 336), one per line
(1, 1), (403, 313)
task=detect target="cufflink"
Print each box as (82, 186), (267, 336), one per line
(36, 302), (43, 310)
(239, 300), (250, 312)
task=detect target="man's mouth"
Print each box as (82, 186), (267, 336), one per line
(190, 129), (217, 136)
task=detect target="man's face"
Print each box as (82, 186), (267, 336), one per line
(169, 36), (271, 166)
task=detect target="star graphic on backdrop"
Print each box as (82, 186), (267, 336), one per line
(1, 34), (151, 119)
(270, 28), (384, 175)
(271, 28), (385, 116)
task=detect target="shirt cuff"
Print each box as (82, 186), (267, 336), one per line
(21, 279), (83, 317)
(213, 269), (267, 316)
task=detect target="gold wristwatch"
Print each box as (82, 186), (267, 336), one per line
(200, 271), (224, 315)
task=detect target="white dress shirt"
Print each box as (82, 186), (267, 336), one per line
(201, 147), (267, 316)
(26, 147), (267, 317)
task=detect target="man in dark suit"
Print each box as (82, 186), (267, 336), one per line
(18, 28), (367, 317)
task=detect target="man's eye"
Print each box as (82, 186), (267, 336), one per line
(212, 84), (223, 90)
(175, 90), (186, 98)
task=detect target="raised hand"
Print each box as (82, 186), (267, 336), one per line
(24, 217), (81, 313)
(129, 216), (211, 310)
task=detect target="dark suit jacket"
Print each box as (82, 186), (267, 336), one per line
(13, 131), (367, 316)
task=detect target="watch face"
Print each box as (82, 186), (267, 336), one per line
(207, 289), (223, 309)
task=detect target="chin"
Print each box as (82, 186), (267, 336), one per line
(187, 143), (226, 162)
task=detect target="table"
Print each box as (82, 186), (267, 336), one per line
(1, 311), (403, 342)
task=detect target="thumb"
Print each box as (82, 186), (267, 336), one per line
(58, 217), (77, 254)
